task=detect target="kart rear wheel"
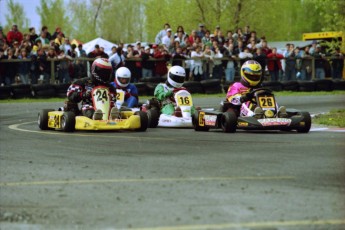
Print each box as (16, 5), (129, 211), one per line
(221, 111), (237, 133)
(147, 108), (159, 128)
(135, 111), (148, 132)
(296, 111), (311, 133)
(38, 109), (54, 130)
(193, 112), (209, 132)
(61, 111), (75, 132)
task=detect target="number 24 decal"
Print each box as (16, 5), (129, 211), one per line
(95, 90), (108, 101)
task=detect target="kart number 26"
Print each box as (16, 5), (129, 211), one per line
(258, 96), (275, 108)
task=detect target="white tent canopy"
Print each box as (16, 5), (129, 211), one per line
(83, 37), (117, 55)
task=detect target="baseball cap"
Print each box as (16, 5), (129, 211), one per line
(145, 46), (150, 50)
(216, 25), (220, 29)
(167, 28), (172, 32)
(199, 23), (204, 27)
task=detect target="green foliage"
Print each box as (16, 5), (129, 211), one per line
(3, 0), (29, 32)
(36, 0), (72, 36)
(1, 0), (344, 44)
(313, 109), (345, 127)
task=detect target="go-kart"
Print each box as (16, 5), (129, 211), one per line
(144, 89), (195, 128)
(193, 87), (311, 133)
(38, 86), (148, 132)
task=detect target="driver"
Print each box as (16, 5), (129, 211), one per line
(66, 58), (119, 120)
(110, 67), (139, 108)
(226, 60), (286, 118)
(154, 65), (195, 116)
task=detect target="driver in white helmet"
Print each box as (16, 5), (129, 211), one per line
(154, 65), (196, 116)
(110, 67), (139, 108)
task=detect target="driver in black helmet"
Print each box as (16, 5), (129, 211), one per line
(65, 58), (118, 120)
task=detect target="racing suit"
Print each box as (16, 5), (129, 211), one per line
(110, 81), (139, 108)
(154, 83), (195, 115)
(226, 82), (255, 116)
(66, 77), (117, 118)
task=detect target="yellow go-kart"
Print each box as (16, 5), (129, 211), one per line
(38, 86), (148, 132)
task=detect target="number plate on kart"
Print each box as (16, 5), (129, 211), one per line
(258, 118), (291, 126)
(176, 95), (193, 106)
(258, 96), (275, 109)
(116, 90), (125, 103)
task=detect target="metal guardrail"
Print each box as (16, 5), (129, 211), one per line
(1, 56), (344, 83)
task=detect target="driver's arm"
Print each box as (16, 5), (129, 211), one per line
(154, 84), (173, 101)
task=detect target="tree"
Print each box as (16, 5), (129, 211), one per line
(3, 0), (29, 32)
(36, 0), (72, 37)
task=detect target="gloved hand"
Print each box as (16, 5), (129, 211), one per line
(81, 90), (91, 100)
(124, 91), (131, 99)
(240, 92), (253, 103)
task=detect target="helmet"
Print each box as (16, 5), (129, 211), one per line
(167, 65), (186, 88)
(115, 67), (131, 87)
(240, 60), (262, 87)
(91, 58), (113, 84)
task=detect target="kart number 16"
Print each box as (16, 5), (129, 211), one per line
(177, 95), (192, 106)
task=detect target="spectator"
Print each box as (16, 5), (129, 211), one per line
(253, 47), (267, 78)
(60, 37), (72, 55)
(331, 47), (344, 79)
(57, 49), (72, 83)
(190, 46), (204, 81)
(203, 45), (214, 79)
(12, 41), (21, 57)
(215, 30), (226, 46)
(29, 27), (38, 45)
(109, 47), (125, 74)
(188, 30), (198, 46)
(284, 44), (296, 81)
(35, 28), (50, 45)
(77, 44), (87, 57)
(300, 46), (312, 81)
(162, 28), (173, 53)
(196, 23), (206, 39)
(202, 30), (212, 48)
(267, 47), (284, 82)
(232, 28), (244, 43)
(153, 44), (170, 78)
(31, 39), (42, 55)
(123, 44), (138, 82)
(174, 25), (188, 40)
(312, 45), (326, 79)
(52, 27), (65, 40)
(174, 29), (186, 48)
(54, 32), (65, 46)
(37, 47), (51, 84)
(294, 47), (303, 79)
(155, 23), (170, 45)
(309, 40), (317, 55)
(0, 26), (7, 45)
(99, 47), (109, 58)
(243, 25), (251, 43)
(4, 48), (18, 85)
(41, 26), (52, 41)
(260, 40), (271, 55)
(17, 48), (31, 84)
(141, 46), (154, 78)
(238, 47), (253, 66)
(6, 24), (23, 46)
(247, 38), (258, 53)
(0, 48), (6, 85)
(224, 43), (236, 82)
(109, 46), (117, 56)
(171, 45), (187, 67)
(212, 46), (224, 80)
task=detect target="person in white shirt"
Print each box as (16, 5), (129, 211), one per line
(190, 46), (204, 81)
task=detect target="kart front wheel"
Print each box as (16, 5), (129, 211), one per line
(296, 111), (311, 133)
(221, 111), (237, 133)
(38, 109), (54, 130)
(193, 112), (209, 132)
(147, 108), (159, 128)
(61, 111), (75, 132)
(135, 111), (148, 132)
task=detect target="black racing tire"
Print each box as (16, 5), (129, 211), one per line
(147, 108), (160, 128)
(38, 109), (54, 130)
(296, 111), (311, 133)
(193, 112), (209, 132)
(135, 111), (148, 132)
(61, 111), (76, 132)
(221, 111), (237, 133)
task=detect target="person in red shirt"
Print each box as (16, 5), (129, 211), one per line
(267, 47), (284, 82)
(153, 44), (171, 78)
(6, 25), (23, 46)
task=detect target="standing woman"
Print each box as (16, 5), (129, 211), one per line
(18, 48), (31, 84)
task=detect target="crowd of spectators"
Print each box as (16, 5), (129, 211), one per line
(0, 23), (344, 86)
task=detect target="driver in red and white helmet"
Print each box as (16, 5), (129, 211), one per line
(66, 58), (118, 120)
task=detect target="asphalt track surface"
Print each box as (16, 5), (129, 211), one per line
(0, 95), (345, 230)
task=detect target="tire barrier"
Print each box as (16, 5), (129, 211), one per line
(0, 79), (344, 99)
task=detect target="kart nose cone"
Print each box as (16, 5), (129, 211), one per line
(265, 110), (274, 118)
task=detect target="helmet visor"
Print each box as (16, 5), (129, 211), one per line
(96, 68), (112, 83)
(118, 77), (130, 85)
(242, 67), (261, 81)
(169, 73), (185, 84)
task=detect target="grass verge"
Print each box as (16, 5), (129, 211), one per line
(312, 109), (345, 127)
